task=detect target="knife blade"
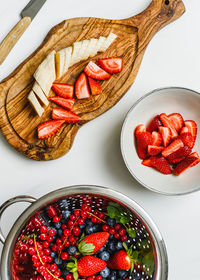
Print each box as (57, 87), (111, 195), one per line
(21, 0), (47, 20)
(0, 0), (47, 65)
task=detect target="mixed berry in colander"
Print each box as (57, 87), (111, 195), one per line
(12, 195), (156, 280)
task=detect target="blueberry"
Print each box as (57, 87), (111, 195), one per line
(62, 210), (71, 220)
(58, 199), (69, 210)
(62, 270), (69, 278)
(55, 222), (61, 229)
(99, 251), (110, 261)
(67, 245), (77, 255)
(55, 257), (62, 265)
(107, 218), (116, 226)
(86, 219), (93, 226)
(109, 235), (114, 240)
(50, 251), (57, 259)
(109, 270), (117, 280)
(100, 267), (110, 278)
(58, 229), (63, 236)
(118, 270), (128, 279)
(99, 246), (106, 253)
(79, 224), (85, 230)
(116, 241), (123, 250)
(108, 241), (115, 251)
(85, 225), (98, 235)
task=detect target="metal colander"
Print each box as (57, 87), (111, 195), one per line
(0, 185), (168, 280)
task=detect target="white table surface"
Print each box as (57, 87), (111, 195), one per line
(0, 0), (199, 279)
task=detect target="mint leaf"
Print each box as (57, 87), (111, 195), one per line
(142, 251), (155, 276)
(126, 228), (136, 238)
(119, 216), (131, 224)
(107, 205), (120, 219)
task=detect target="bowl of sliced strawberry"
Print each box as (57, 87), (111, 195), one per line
(121, 87), (200, 195)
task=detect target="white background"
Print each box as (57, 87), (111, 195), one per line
(0, 0), (200, 279)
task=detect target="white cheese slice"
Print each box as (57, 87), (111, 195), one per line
(55, 49), (66, 78)
(32, 82), (49, 107)
(70, 41), (83, 66)
(34, 50), (56, 96)
(79, 40), (90, 61)
(89, 38), (99, 57)
(96, 36), (107, 53)
(28, 91), (44, 117)
(63, 46), (72, 73)
(101, 33), (117, 52)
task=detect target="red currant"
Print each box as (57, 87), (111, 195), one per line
(81, 211), (87, 219)
(109, 228), (115, 235)
(66, 274), (73, 280)
(70, 214), (76, 221)
(78, 218), (85, 225)
(68, 220), (74, 227)
(114, 233), (120, 239)
(48, 229), (56, 237)
(41, 255), (48, 263)
(47, 206), (57, 217)
(54, 270), (61, 277)
(61, 224), (67, 230)
(50, 264), (57, 273)
(81, 204), (88, 211)
(91, 217), (97, 223)
(47, 236), (53, 242)
(52, 244), (57, 252)
(119, 228), (126, 236)
(53, 216), (60, 223)
(64, 229), (70, 236)
(74, 210), (80, 216)
(44, 248), (51, 255)
(40, 233), (47, 241)
(32, 254), (39, 262)
(64, 241), (70, 247)
(121, 235), (127, 242)
(69, 235), (75, 243)
(28, 247), (36, 255)
(56, 238), (62, 244)
(114, 224), (121, 231)
(73, 226), (80, 236)
(102, 225), (109, 232)
(57, 244), (63, 251)
(40, 226), (47, 233)
(47, 256), (53, 263)
(61, 252), (69, 260)
(96, 276), (102, 280)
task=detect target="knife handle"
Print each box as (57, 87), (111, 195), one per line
(0, 17), (31, 65)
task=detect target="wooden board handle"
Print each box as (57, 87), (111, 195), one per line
(0, 17), (31, 65)
(129, 0), (185, 38)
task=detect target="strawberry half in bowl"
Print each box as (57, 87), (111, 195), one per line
(121, 87), (200, 195)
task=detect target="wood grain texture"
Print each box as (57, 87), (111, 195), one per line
(0, 0), (185, 161)
(0, 17), (31, 65)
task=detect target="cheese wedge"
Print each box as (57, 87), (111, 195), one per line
(96, 36), (107, 53)
(55, 49), (66, 79)
(101, 33), (117, 52)
(89, 38), (99, 57)
(28, 91), (44, 117)
(70, 41), (83, 66)
(32, 82), (49, 107)
(63, 47), (72, 73)
(83, 39), (97, 60)
(78, 40), (90, 62)
(34, 50), (56, 96)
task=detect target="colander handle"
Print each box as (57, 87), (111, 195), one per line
(0, 195), (36, 244)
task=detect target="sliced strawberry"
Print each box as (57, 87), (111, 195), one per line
(152, 131), (162, 146)
(75, 72), (91, 99)
(158, 127), (171, 147)
(148, 145), (164, 156)
(167, 146), (192, 160)
(174, 155), (200, 176)
(180, 126), (189, 134)
(51, 83), (74, 99)
(150, 156), (172, 175)
(136, 131), (153, 159)
(168, 157), (185, 164)
(184, 120), (197, 144)
(97, 57), (123, 74)
(142, 158), (152, 167)
(160, 113), (178, 139)
(179, 132), (194, 149)
(88, 77), (101, 95)
(168, 113), (184, 132)
(188, 152), (200, 167)
(135, 125), (146, 137)
(49, 96), (75, 110)
(52, 108), (80, 123)
(146, 115), (162, 133)
(84, 61), (111, 80)
(162, 139), (184, 158)
(37, 120), (65, 139)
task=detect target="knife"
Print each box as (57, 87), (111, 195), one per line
(0, 0), (46, 65)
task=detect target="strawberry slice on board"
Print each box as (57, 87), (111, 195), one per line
(150, 156), (172, 175)
(52, 108), (81, 123)
(78, 232), (109, 255)
(135, 124), (146, 137)
(158, 127), (171, 147)
(174, 155), (200, 176)
(148, 145), (164, 156)
(88, 77), (102, 95)
(49, 96), (75, 110)
(67, 256), (107, 278)
(146, 115), (162, 133)
(37, 120), (65, 139)
(167, 146), (192, 161)
(51, 83), (74, 99)
(168, 113), (184, 132)
(84, 61), (111, 80)
(152, 131), (162, 146)
(75, 72), (91, 99)
(184, 120), (197, 143)
(162, 139), (184, 158)
(97, 57), (123, 74)
(160, 113), (178, 139)
(136, 131), (153, 159)
(179, 132), (195, 149)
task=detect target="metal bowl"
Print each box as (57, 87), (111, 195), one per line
(0, 185), (168, 279)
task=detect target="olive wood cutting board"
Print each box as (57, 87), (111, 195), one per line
(0, 0), (185, 161)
